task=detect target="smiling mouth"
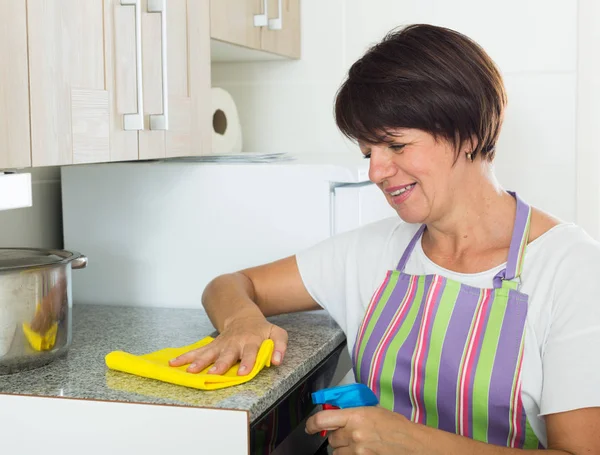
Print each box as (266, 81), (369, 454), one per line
(389, 184), (416, 197)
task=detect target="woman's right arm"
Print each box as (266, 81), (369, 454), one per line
(169, 255), (321, 375)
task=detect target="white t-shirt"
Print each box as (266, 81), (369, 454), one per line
(296, 217), (600, 446)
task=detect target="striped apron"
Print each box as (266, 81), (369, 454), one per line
(352, 193), (543, 449)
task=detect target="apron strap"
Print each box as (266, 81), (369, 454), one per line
(396, 193), (532, 284)
(396, 224), (426, 272)
(493, 191), (532, 287)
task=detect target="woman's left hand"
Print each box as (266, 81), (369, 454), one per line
(305, 406), (425, 455)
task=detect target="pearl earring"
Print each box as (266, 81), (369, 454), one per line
(466, 151), (473, 161)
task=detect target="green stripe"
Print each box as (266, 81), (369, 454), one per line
(355, 272), (399, 383)
(523, 420), (540, 449)
(471, 292), (509, 442)
(455, 290), (486, 433)
(422, 279), (460, 429)
(378, 275), (425, 410)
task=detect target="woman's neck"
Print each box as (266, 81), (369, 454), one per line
(423, 171), (516, 260)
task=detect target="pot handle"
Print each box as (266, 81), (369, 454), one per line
(72, 255), (88, 270)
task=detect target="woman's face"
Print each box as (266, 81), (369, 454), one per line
(362, 128), (471, 225)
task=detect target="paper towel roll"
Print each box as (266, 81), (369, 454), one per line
(211, 87), (243, 155)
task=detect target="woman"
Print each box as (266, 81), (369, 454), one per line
(170, 24), (600, 453)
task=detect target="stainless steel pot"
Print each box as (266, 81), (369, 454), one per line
(0, 248), (87, 375)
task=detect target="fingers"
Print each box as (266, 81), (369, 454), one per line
(305, 409), (347, 435)
(238, 343), (260, 376)
(169, 323), (288, 375)
(169, 346), (218, 374)
(207, 347), (240, 375)
(269, 325), (288, 365)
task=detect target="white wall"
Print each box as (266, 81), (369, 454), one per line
(0, 167), (62, 248)
(577, 0), (600, 240)
(212, 0), (582, 227)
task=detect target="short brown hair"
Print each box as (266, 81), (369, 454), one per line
(335, 24), (507, 161)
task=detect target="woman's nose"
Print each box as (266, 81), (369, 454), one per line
(368, 149), (396, 184)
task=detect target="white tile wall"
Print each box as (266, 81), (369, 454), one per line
(430, 0), (577, 73)
(215, 81), (352, 155)
(495, 73), (577, 222)
(344, 0), (435, 66)
(577, 0), (600, 239)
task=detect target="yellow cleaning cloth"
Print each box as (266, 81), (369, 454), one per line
(105, 337), (274, 390)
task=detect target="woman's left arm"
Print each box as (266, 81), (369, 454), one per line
(305, 406), (600, 455)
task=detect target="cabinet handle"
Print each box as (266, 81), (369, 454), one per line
(268, 0), (283, 30)
(254, 0), (268, 27)
(120, 0), (144, 131)
(148, 0), (169, 131)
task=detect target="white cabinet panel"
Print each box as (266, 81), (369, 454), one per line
(0, 394), (248, 455)
(334, 183), (396, 235)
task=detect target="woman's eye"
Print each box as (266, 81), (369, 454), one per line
(389, 144), (406, 152)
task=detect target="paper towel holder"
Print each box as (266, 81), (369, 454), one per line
(213, 109), (228, 136)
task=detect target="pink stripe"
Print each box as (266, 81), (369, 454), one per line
(458, 289), (491, 437)
(510, 352), (525, 447)
(354, 272), (392, 360)
(410, 275), (443, 423)
(368, 276), (418, 396)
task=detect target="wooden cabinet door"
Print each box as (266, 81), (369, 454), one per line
(28, 0), (111, 166)
(210, 0), (262, 50)
(139, 0), (211, 159)
(104, 0), (142, 162)
(0, 0), (31, 169)
(261, 0), (300, 59)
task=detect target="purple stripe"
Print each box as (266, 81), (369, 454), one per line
(413, 277), (447, 424)
(396, 225), (426, 272)
(464, 291), (493, 438)
(487, 292), (529, 446)
(356, 274), (411, 390)
(436, 286), (482, 434)
(504, 191), (530, 280)
(389, 275), (431, 418)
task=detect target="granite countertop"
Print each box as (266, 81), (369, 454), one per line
(0, 304), (345, 422)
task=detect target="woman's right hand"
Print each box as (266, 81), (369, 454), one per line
(168, 314), (288, 376)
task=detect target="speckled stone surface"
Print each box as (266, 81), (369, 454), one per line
(0, 304), (345, 422)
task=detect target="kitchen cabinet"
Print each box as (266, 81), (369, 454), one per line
(135, 0), (212, 160)
(209, 0), (262, 51)
(210, 0), (301, 61)
(0, 0), (211, 169)
(0, 1), (31, 169)
(261, 0), (301, 59)
(28, 0), (109, 166)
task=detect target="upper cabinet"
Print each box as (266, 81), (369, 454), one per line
(260, 0), (301, 59)
(28, 0), (109, 167)
(126, 0), (211, 160)
(0, 0), (31, 169)
(210, 0), (301, 61)
(0, 0), (211, 169)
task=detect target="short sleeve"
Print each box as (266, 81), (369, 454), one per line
(295, 229), (359, 334)
(540, 236), (600, 415)
(295, 217), (406, 338)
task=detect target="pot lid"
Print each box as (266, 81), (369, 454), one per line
(0, 248), (79, 271)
